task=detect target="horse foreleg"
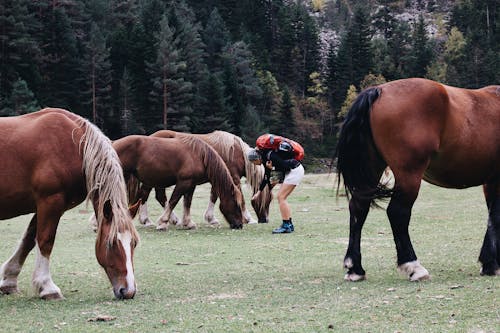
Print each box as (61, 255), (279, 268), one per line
(388, 181), (430, 281)
(478, 182), (500, 276)
(157, 185), (184, 231)
(180, 187), (197, 230)
(32, 195), (65, 300)
(204, 187), (220, 226)
(0, 214), (37, 295)
(155, 187), (180, 225)
(344, 196), (371, 281)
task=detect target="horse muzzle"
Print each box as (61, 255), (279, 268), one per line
(113, 284), (136, 300)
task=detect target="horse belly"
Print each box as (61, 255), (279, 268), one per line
(0, 191), (36, 219)
(424, 158), (494, 188)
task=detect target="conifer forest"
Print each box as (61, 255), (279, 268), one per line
(1, 0), (498, 156)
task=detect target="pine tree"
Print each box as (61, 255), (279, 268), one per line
(81, 22), (113, 127)
(147, 14), (192, 131)
(9, 78), (40, 115)
(0, 0), (41, 105)
(408, 15), (433, 78)
(195, 73), (233, 132)
(36, 5), (81, 113)
(278, 86), (296, 137)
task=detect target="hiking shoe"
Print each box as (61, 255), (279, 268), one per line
(272, 221), (294, 234)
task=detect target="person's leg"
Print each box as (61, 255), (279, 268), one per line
(277, 184), (296, 220)
(272, 184), (296, 234)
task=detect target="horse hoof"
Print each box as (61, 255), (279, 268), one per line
(156, 223), (168, 231)
(139, 218), (154, 226)
(41, 292), (64, 300)
(479, 267), (500, 276)
(0, 285), (19, 295)
(398, 261), (430, 281)
(182, 223), (197, 230)
(344, 273), (366, 282)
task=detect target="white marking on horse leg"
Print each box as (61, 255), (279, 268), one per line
(117, 231), (136, 295)
(343, 257), (365, 281)
(0, 243), (24, 294)
(32, 242), (62, 299)
(170, 211), (180, 225)
(398, 260), (430, 281)
(203, 201), (220, 226)
(156, 206), (173, 230)
(182, 209), (197, 230)
(138, 202), (154, 226)
(245, 209), (257, 224)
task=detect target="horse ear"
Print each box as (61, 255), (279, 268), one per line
(103, 200), (113, 221)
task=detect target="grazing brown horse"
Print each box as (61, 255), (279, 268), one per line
(136, 130), (271, 227)
(113, 135), (245, 230)
(0, 108), (139, 300)
(335, 78), (500, 281)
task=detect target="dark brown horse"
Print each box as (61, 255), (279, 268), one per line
(335, 78), (500, 281)
(113, 135), (245, 230)
(136, 130), (271, 227)
(0, 108), (139, 300)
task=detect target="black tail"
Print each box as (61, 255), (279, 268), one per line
(334, 87), (392, 205)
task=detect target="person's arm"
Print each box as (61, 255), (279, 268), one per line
(252, 168), (270, 201)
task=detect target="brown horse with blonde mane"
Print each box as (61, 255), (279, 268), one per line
(113, 134), (245, 230)
(0, 108), (139, 300)
(335, 78), (500, 281)
(135, 130), (271, 227)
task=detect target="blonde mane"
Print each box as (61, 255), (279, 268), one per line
(179, 135), (243, 207)
(78, 119), (139, 245)
(203, 131), (270, 209)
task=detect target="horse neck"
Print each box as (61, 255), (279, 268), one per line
(80, 121), (138, 244)
(199, 141), (237, 201)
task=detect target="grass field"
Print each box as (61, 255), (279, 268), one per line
(0, 173), (498, 332)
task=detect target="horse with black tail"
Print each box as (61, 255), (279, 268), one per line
(335, 78), (500, 282)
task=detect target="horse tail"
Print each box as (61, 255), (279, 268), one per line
(335, 87), (392, 206)
(78, 119), (139, 244)
(125, 174), (142, 218)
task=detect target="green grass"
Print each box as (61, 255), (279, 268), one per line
(0, 174), (498, 332)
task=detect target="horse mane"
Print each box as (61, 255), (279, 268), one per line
(179, 135), (243, 207)
(203, 131), (270, 208)
(78, 118), (139, 245)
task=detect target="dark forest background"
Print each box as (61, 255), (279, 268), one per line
(1, 0), (498, 157)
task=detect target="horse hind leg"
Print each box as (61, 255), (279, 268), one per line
(344, 196), (372, 281)
(137, 185), (154, 226)
(344, 163), (387, 281)
(180, 187), (197, 230)
(0, 215), (37, 295)
(157, 184), (186, 231)
(478, 182), (500, 276)
(388, 175), (430, 281)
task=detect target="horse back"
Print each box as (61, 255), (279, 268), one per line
(0, 109), (87, 219)
(370, 78), (500, 188)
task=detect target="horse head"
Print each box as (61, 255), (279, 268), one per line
(94, 200), (138, 299)
(251, 186), (272, 223)
(219, 184), (244, 229)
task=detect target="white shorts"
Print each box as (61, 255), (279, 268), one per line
(283, 164), (304, 185)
